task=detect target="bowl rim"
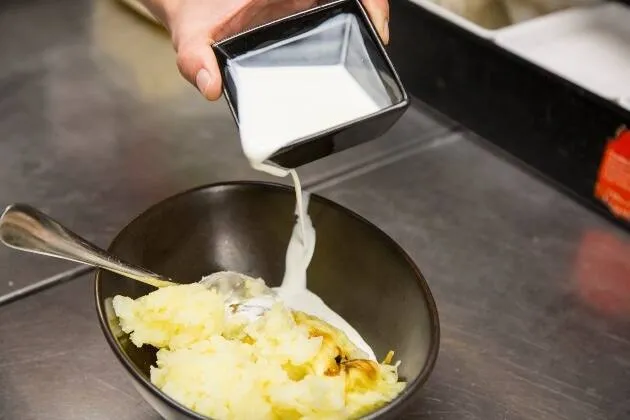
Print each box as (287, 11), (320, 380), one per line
(95, 180), (440, 419)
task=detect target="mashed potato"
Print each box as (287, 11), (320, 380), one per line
(113, 278), (405, 419)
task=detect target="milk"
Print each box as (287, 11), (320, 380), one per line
(274, 190), (376, 360)
(235, 63), (379, 360)
(233, 64), (381, 165)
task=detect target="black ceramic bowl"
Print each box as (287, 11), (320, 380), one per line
(95, 181), (439, 419)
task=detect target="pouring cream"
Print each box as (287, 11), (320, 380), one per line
(249, 163), (376, 360)
(274, 185), (376, 360)
(232, 62), (381, 360)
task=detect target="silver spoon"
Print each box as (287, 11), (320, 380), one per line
(0, 204), (276, 319)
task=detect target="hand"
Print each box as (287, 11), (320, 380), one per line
(141, 0), (390, 101)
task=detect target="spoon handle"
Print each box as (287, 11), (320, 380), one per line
(0, 204), (175, 289)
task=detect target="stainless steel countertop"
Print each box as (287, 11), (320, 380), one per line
(1, 0), (629, 419)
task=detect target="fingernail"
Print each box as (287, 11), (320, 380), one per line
(382, 18), (390, 44)
(195, 68), (212, 96)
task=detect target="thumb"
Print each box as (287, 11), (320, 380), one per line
(361, 0), (390, 45)
(175, 38), (223, 101)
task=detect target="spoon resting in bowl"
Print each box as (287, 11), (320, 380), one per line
(0, 204), (277, 320)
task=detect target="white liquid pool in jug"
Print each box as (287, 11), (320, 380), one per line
(233, 64), (381, 165)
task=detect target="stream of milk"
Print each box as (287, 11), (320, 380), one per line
(235, 62), (381, 360)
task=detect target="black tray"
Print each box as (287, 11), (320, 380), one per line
(387, 0), (630, 232)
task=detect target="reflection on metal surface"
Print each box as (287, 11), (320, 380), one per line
(574, 230), (630, 318)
